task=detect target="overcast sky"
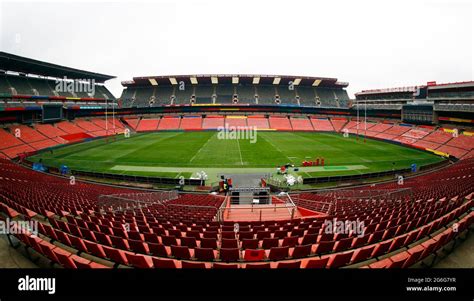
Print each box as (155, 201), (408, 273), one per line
(1, 0), (472, 98)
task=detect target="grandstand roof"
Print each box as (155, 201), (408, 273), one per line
(356, 81), (474, 96)
(427, 81), (474, 90)
(122, 74), (349, 88)
(355, 86), (419, 96)
(0, 52), (115, 83)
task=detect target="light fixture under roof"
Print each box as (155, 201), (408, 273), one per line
(148, 78), (158, 86)
(293, 78), (301, 85)
(190, 77), (198, 84)
(312, 79), (321, 86)
(232, 76), (239, 84)
(169, 77), (178, 85)
(211, 76), (218, 84)
(273, 77), (281, 85)
(252, 77), (260, 84)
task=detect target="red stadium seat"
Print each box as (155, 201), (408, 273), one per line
(128, 240), (149, 254)
(219, 248), (241, 262)
(244, 249), (265, 262)
(69, 235), (89, 253)
(303, 257), (330, 268)
(261, 238), (279, 249)
(350, 245), (376, 264)
(245, 263), (271, 269)
(301, 234), (318, 245)
(333, 238), (353, 253)
(281, 236), (298, 247)
(38, 241), (60, 263)
(110, 236), (130, 250)
(221, 239), (239, 249)
(267, 246), (290, 261)
(194, 247), (216, 261)
(368, 258), (392, 268)
(314, 241), (335, 254)
(241, 239), (259, 249)
(291, 244), (312, 259)
(276, 261), (301, 268)
(71, 255), (108, 269)
(125, 253), (153, 268)
(152, 258), (178, 268)
(170, 245), (192, 260)
(103, 246), (130, 266)
(200, 238), (218, 249)
(53, 248), (76, 268)
(147, 243), (169, 257)
(213, 263), (240, 269)
(161, 236), (178, 246)
(370, 239), (391, 257)
(326, 251), (354, 268)
(83, 241), (107, 259)
(387, 251), (409, 268)
(180, 237), (197, 248)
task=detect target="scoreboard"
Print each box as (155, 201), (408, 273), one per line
(42, 104), (63, 122)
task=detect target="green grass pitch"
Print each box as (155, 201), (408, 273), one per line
(30, 131), (445, 183)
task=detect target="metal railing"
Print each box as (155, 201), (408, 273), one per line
(217, 194), (298, 222)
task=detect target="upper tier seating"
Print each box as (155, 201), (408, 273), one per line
(315, 89), (338, 107)
(118, 82), (348, 108)
(215, 85), (234, 104)
(236, 85), (256, 103)
(154, 86), (173, 106)
(195, 86), (214, 104)
(296, 87), (316, 106)
(256, 86), (276, 105)
(132, 88), (153, 107)
(276, 86), (298, 105)
(0, 74), (115, 99)
(174, 87), (193, 105)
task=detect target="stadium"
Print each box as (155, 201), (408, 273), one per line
(0, 50), (472, 272)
